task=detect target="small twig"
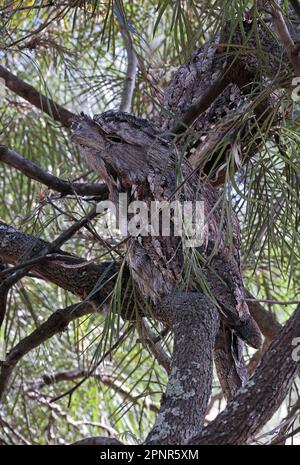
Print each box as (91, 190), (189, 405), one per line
(25, 368), (158, 413)
(50, 325), (134, 404)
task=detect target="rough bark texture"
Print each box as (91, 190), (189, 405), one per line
(0, 220), (119, 304)
(146, 293), (219, 445)
(189, 305), (300, 445)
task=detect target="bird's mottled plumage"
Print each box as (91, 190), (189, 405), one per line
(72, 110), (261, 348)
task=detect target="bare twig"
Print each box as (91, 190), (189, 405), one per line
(25, 368), (158, 413)
(51, 325), (134, 403)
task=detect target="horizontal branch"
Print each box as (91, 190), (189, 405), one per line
(0, 146), (108, 199)
(0, 220), (120, 303)
(0, 65), (77, 128)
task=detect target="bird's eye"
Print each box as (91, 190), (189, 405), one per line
(107, 135), (123, 143)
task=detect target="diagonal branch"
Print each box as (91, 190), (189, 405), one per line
(0, 301), (94, 400)
(0, 65), (77, 128)
(0, 220), (120, 303)
(0, 208), (98, 327)
(0, 146), (108, 199)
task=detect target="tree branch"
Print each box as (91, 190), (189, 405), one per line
(146, 293), (219, 445)
(270, 1), (300, 76)
(0, 302), (94, 400)
(26, 368), (159, 414)
(189, 304), (300, 445)
(0, 146), (108, 199)
(246, 290), (282, 341)
(0, 220), (120, 304)
(119, 17), (138, 113)
(0, 65), (77, 128)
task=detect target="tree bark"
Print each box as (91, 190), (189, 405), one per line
(146, 293), (219, 445)
(189, 305), (300, 445)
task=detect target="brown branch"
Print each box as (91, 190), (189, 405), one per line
(189, 304), (300, 445)
(0, 146), (108, 198)
(0, 301), (94, 400)
(118, 15), (138, 113)
(245, 290), (282, 341)
(0, 208), (98, 327)
(0, 65), (77, 128)
(0, 220), (120, 303)
(26, 368), (159, 413)
(270, 2), (300, 76)
(171, 73), (231, 134)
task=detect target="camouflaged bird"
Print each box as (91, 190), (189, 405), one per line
(72, 110), (261, 349)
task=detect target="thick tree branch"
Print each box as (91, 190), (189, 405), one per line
(189, 305), (300, 445)
(0, 65), (77, 128)
(0, 146), (108, 199)
(146, 293), (219, 445)
(0, 220), (120, 303)
(0, 208), (99, 327)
